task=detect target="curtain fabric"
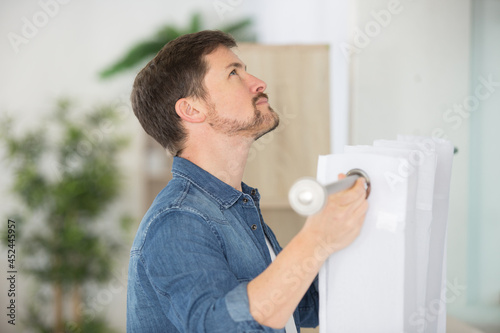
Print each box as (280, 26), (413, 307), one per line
(318, 136), (454, 333)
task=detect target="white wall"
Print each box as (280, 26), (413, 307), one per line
(349, 1), (500, 330)
(349, 0), (472, 314)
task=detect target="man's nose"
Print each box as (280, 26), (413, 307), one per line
(248, 74), (267, 93)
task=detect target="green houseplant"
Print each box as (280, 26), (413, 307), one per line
(1, 99), (132, 332)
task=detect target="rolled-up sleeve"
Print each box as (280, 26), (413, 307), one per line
(140, 209), (284, 333)
(297, 277), (319, 328)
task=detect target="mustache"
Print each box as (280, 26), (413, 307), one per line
(252, 92), (269, 107)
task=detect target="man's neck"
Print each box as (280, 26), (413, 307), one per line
(178, 135), (252, 192)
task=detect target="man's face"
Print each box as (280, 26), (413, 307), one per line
(201, 46), (279, 140)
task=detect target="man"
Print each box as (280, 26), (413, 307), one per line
(127, 30), (368, 332)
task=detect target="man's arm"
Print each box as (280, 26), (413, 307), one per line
(248, 177), (368, 329)
(138, 208), (285, 332)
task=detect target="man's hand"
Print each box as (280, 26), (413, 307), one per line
(303, 174), (369, 255)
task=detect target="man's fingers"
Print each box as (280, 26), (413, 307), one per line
(329, 178), (367, 206)
(352, 196), (369, 221)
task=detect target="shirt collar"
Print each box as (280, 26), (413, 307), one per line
(171, 157), (259, 209)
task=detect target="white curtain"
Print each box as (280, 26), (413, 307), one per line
(318, 136), (453, 333)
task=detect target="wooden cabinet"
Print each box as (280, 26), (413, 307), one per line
(236, 44), (331, 246)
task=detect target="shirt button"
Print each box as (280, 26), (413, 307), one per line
(243, 198), (249, 203)
(251, 189), (256, 196)
(251, 224), (258, 230)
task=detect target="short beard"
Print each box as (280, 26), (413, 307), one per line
(207, 92), (280, 140)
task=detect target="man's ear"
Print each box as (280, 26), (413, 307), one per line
(175, 98), (206, 123)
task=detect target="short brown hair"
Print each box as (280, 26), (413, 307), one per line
(131, 30), (237, 155)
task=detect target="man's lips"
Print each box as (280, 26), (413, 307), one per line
(253, 93), (269, 107)
(256, 97), (268, 105)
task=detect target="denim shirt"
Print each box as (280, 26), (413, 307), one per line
(127, 157), (319, 332)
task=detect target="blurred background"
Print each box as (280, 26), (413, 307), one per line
(0, 0), (498, 332)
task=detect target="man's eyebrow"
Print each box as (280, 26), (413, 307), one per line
(225, 62), (246, 71)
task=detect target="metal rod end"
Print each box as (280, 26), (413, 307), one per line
(346, 168), (371, 199)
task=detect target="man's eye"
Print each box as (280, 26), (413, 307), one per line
(229, 69), (237, 76)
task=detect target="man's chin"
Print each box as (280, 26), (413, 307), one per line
(253, 115), (280, 141)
